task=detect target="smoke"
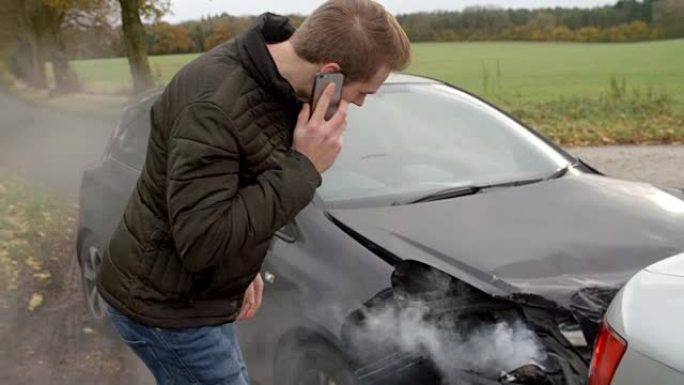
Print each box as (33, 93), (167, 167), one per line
(0, 91), (152, 384)
(345, 291), (547, 384)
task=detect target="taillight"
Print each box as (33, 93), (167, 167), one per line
(588, 321), (627, 385)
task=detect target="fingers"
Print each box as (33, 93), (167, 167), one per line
(328, 100), (349, 136)
(242, 303), (255, 320)
(237, 274), (263, 321)
(297, 103), (310, 127)
(237, 301), (251, 321)
(311, 82), (335, 123)
(253, 274), (264, 312)
(237, 284), (254, 321)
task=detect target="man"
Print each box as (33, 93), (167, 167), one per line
(97, 0), (411, 383)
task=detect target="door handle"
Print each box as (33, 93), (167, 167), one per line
(264, 271), (276, 284)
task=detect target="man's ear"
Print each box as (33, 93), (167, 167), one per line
(318, 62), (341, 73)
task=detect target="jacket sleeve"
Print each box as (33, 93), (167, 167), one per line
(166, 101), (321, 273)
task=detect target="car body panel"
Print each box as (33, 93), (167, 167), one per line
(77, 152), (141, 254)
(610, 348), (684, 385)
(328, 174), (684, 310)
(604, 252), (684, 383)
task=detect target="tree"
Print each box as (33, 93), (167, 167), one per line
(63, 22), (123, 59)
(182, 19), (210, 52)
(2, 0), (119, 93)
(203, 15), (253, 51)
(203, 23), (234, 51)
(119, 0), (152, 93)
(551, 26), (575, 41)
(118, 0), (168, 93)
(653, 0), (684, 38)
(0, 2), (19, 68)
(4, 1), (51, 89)
(149, 22), (193, 54)
(577, 26), (602, 41)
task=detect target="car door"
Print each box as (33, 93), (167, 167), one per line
(235, 207), (319, 385)
(80, 108), (149, 249)
(236, 202), (396, 385)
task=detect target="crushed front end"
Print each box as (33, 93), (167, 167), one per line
(341, 261), (619, 385)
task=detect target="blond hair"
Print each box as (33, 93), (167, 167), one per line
(291, 0), (411, 82)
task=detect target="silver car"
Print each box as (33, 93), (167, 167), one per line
(590, 252), (684, 385)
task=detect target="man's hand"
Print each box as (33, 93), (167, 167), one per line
(293, 83), (349, 174)
(237, 273), (264, 321)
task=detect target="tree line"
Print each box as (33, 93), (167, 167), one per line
(398, 0), (684, 42)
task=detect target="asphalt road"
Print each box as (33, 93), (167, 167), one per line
(0, 90), (116, 201)
(569, 145), (683, 188)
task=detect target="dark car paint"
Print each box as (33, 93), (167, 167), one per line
(327, 174), (684, 309)
(76, 77), (684, 385)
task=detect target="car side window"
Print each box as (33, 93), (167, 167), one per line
(111, 112), (151, 170)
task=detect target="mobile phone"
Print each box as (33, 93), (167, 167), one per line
(310, 72), (344, 121)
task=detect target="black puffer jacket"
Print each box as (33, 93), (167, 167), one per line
(97, 13), (321, 328)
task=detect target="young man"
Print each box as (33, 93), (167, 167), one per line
(97, 0), (411, 384)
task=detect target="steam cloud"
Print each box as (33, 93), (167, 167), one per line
(348, 298), (547, 384)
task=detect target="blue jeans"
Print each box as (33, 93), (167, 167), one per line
(105, 302), (250, 385)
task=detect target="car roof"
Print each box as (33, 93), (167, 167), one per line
(385, 72), (439, 85)
(124, 73), (439, 118)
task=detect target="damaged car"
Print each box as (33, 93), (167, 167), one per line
(76, 73), (684, 385)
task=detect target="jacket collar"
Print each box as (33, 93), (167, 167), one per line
(237, 13), (299, 105)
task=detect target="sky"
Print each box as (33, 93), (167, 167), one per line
(164, 0), (618, 23)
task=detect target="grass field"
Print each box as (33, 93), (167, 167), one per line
(71, 39), (684, 106)
(408, 39), (684, 107)
(27, 39), (684, 144)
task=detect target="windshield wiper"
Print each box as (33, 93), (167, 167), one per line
(407, 185), (482, 204)
(402, 177), (546, 205)
(400, 164), (579, 206)
(545, 164), (572, 180)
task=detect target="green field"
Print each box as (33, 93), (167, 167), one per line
(72, 39), (684, 106)
(31, 39), (684, 144)
(412, 40), (684, 108)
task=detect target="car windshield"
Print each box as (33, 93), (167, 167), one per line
(319, 83), (571, 208)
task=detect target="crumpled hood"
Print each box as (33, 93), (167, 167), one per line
(328, 174), (684, 309)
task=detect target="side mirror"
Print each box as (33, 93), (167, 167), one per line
(275, 221), (298, 243)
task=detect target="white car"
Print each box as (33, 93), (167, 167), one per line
(589, 252), (684, 385)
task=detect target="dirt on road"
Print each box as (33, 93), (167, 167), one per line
(0, 90), (682, 385)
(0, 229), (152, 385)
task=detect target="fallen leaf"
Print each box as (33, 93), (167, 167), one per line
(33, 272), (51, 281)
(28, 293), (44, 311)
(26, 256), (42, 271)
(83, 327), (95, 335)
(9, 239), (28, 248)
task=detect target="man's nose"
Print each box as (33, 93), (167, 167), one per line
(353, 95), (366, 107)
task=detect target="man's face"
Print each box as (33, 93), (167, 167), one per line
(341, 66), (392, 107)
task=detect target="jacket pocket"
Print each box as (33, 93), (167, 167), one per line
(144, 247), (194, 301)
